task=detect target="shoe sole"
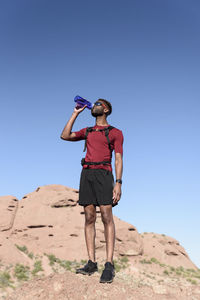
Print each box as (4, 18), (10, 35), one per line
(99, 278), (114, 283)
(76, 270), (98, 276)
(99, 273), (115, 283)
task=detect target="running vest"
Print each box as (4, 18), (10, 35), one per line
(81, 126), (115, 167)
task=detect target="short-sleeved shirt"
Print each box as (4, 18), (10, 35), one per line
(73, 124), (124, 172)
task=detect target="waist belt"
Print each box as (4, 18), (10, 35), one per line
(81, 158), (111, 166)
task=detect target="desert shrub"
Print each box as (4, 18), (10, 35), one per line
(28, 252), (34, 259)
(140, 259), (152, 264)
(15, 244), (28, 253)
(113, 260), (122, 272)
(0, 271), (14, 288)
(176, 270), (181, 275)
(163, 270), (169, 275)
(57, 259), (72, 271)
(159, 263), (166, 267)
(14, 264), (30, 281)
(193, 273), (200, 279)
(150, 257), (159, 264)
(31, 260), (43, 276)
(44, 253), (58, 265)
(44, 254), (83, 272)
(187, 278), (197, 285)
(120, 256), (128, 263)
(186, 268), (196, 273)
(15, 244), (34, 259)
(80, 259), (87, 265)
(98, 264), (104, 274)
(176, 266), (184, 272)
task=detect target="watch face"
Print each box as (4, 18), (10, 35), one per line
(116, 179), (122, 184)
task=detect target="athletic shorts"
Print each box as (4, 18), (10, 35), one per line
(78, 168), (117, 207)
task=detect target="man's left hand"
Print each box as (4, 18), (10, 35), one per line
(112, 183), (122, 205)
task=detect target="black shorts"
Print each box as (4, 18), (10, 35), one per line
(78, 168), (117, 207)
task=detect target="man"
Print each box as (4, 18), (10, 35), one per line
(60, 98), (123, 283)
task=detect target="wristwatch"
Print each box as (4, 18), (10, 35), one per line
(116, 179), (122, 184)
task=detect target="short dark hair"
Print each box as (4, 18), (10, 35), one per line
(98, 98), (112, 116)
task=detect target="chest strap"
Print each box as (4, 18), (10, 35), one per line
(83, 126), (114, 152)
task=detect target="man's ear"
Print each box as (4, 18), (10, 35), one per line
(104, 108), (109, 114)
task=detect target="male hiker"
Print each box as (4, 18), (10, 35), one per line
(60, 99), (123, 283)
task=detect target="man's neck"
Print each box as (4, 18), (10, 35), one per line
(95, 116), (108, 126)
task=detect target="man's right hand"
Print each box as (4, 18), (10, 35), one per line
(73, 104), (87, 114)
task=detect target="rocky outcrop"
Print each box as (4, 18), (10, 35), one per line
(116, 226), (144, 256)
(141, 233), (196, 269)
(0, 184), (198, 271)
(0, 196), (18, 232)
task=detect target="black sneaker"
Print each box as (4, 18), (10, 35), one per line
(100, 262), (115, 283)
(76, 260), (98, 275)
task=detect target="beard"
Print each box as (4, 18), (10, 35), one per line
(91, 108), (104, 117)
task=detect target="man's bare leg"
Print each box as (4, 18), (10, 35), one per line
(100, 205), (115, 264)
(84, 204), (96, 262)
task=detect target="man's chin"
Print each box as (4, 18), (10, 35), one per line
(91, 112), (104, 117)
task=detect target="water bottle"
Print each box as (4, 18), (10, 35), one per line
(74, 95), (93, 110)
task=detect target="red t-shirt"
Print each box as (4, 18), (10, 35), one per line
(73, 124), (124, 172)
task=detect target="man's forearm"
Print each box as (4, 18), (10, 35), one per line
(60, 112), (78, 139)
(115, 158), (123, 180)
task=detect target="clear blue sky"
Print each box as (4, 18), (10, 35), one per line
(1, 0), (200, 268)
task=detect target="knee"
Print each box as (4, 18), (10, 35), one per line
(101, 213), (113, 225)
(85, 213), (96, 225)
